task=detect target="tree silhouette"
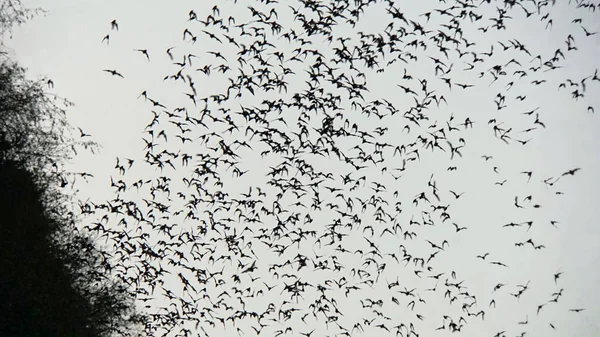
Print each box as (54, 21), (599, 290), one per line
(0, 158), (143, 337)
(0, 0), (44, 40)
(0, 8), (146, 336)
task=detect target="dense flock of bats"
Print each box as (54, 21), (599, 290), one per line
(69, 0), (599, 336)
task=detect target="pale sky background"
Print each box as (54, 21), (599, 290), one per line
(4, 0), (600, 336)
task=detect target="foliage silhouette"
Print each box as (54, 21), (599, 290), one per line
(0, 159), (142, 337)
(0, 0), (45, 40)
(0, 9), (147, 336)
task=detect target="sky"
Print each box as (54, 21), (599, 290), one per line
(4, 0), (600, 336)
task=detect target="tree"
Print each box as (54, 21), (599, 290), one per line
(0, 5), (147, 337)
(0, 158), (145, 337)
(0, 0), (45, 39)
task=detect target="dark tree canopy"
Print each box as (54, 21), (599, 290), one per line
(0, 159), (136, 337)
(0, 6), (146, 336)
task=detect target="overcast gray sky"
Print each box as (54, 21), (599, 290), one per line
(5, 0), (600, 336)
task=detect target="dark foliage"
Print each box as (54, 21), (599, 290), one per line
(0, 20), (145, 337)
